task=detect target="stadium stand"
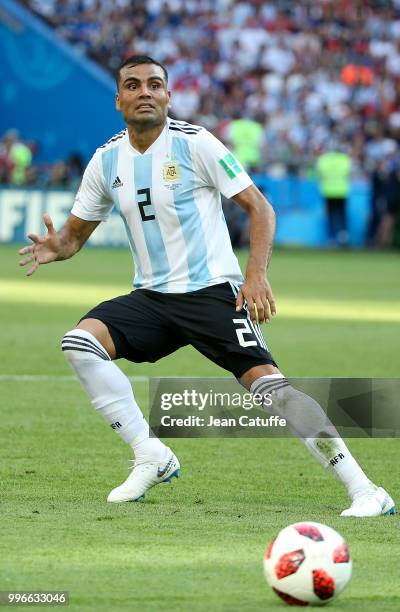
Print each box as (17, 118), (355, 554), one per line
(2, 0), (400, 246)
(20, 0), (400, 177)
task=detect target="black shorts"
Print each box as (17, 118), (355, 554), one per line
(80, 282), (277, 378)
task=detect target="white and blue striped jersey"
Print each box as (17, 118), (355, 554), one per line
(72, 118), (253, 293)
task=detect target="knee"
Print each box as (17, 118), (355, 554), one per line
(62, 329), (111, 364)
(239, 364), (282, 390)
(76, 318), (116, 358)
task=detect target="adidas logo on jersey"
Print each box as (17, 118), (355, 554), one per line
(112, 176), (123, 189)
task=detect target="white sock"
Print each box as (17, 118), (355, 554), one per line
(304, 437), (373, 499)
(62, 329), (167, 462)
(250, 375), (373, 500)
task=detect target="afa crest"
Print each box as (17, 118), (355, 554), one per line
(163, 161), (180, 182)
(162, 160), (181, 190)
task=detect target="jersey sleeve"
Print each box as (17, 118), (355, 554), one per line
(71, 152), (113, 221)
(194, 130), (253, 199)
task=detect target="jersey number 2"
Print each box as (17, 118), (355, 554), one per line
(137, 188), (155, 222)
(232, 319), (257, 347)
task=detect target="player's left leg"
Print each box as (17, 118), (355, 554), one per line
(171, 282), (396, 517)
(240, 365), (397, 517)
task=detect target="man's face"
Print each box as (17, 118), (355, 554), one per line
(116, 63), (170, 128)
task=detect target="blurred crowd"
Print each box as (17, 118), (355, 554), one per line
(22, 0), (400, 174)
(8, 0), (400, 245)
(0, 129), (84, 189)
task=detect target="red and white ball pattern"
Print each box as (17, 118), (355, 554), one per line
(263, 522), (352, 606)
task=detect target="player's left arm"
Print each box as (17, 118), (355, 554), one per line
(232, 184), (276, 324)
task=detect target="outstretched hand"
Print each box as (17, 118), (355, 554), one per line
(235, 276), (276, 324)
(18, 213), (61, 276)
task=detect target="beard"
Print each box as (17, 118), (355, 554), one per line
(127, 109), (167, 130)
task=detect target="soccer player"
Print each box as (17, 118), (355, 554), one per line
(19, 56), (395, 517)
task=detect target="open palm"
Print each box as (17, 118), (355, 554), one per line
(19, 213), (61, 276)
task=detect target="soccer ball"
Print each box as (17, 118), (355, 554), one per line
(263, 522), (352, 606)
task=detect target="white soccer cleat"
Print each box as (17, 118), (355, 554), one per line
(107, 450), (180, 503)
(341, 486), (397, 517)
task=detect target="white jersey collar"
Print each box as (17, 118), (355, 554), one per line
(126, 120), (169, 156)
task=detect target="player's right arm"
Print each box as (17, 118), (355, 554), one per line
(19, 150), (113, 276)
(19, 213), (100, 276)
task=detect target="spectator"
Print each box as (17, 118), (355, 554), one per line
(1, 129), (32, 185)
(45, 161), (69, 188)
(0, 136), (14, 184)
(225, 115), (264, 171)
(65, 153), (85, 189)
(368, 160), (391, 246)
(376, 165), (400, 247)
(316, 145), (352, 247)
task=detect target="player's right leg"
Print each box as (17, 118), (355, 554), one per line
(243, 368), (397, 517)
(61, 293), (182, 502)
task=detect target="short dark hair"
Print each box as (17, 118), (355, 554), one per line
(115, 55), (168, 88)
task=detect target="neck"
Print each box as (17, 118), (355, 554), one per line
(127, 121), (166, 154)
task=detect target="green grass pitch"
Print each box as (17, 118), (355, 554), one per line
(0, 243), (399, 611)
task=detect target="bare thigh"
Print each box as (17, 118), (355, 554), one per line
(76, 318), (117, 359)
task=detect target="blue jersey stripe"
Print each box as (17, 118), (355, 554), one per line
(101, 146), (118, 188)
(171, 137), (211, 290)
(101, 147), (143, 287)
(134, 154), (170, 289)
